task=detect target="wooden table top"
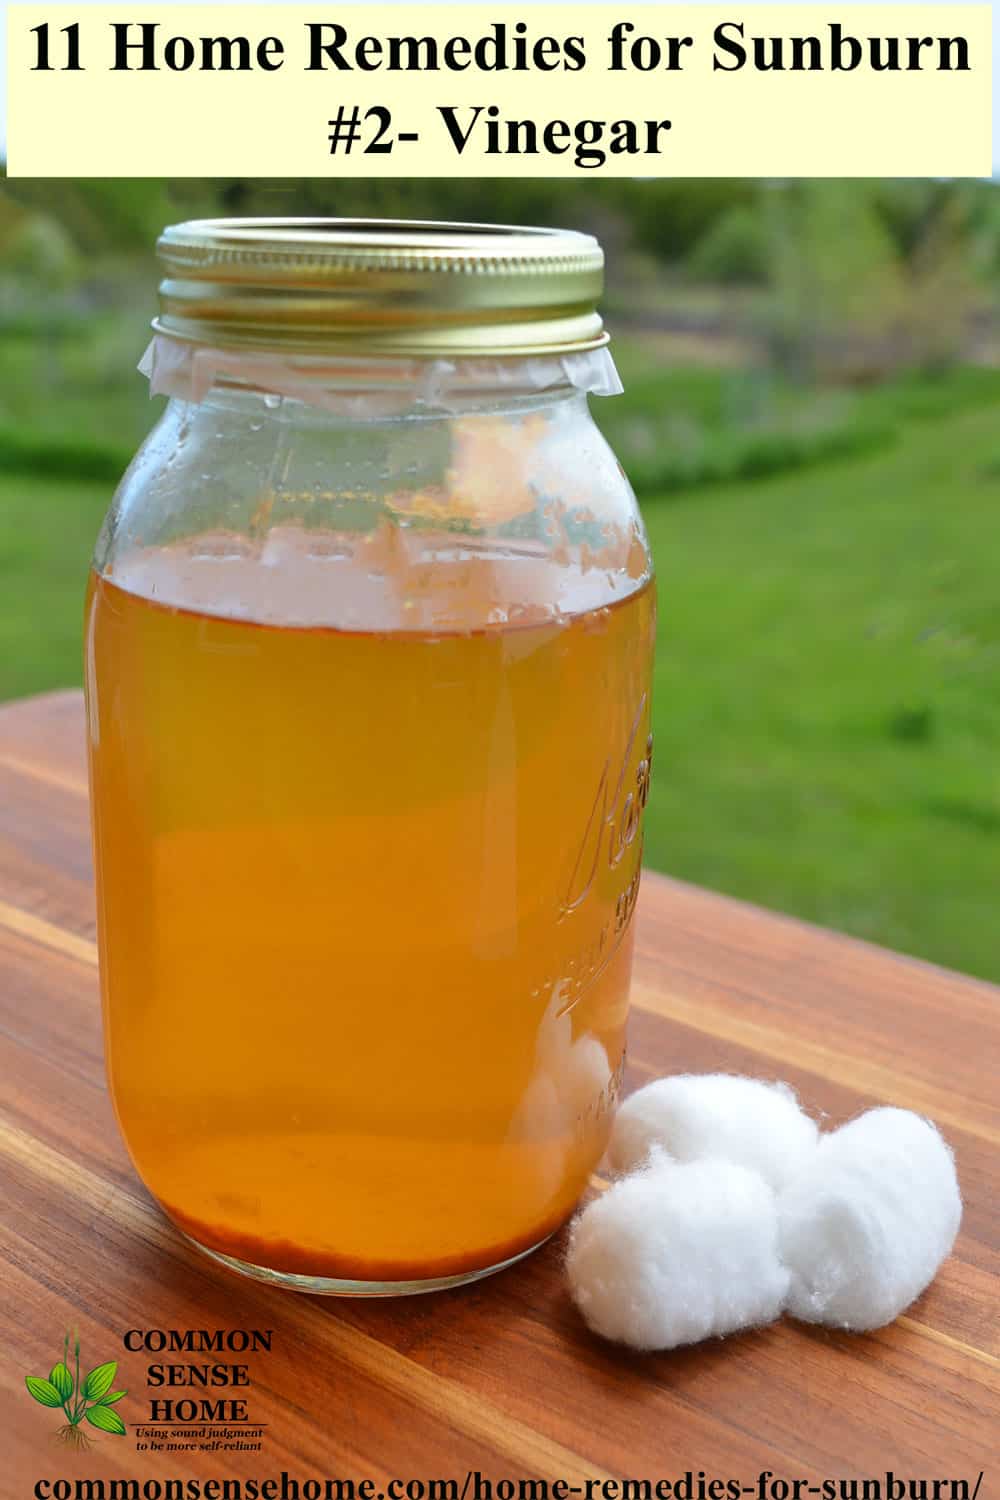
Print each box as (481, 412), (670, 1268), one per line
(2, 689), (997, 1494)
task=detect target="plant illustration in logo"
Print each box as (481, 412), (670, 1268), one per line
(25, 1329), (128, 1449)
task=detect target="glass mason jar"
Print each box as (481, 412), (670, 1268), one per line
(84, 219), (656, 1295)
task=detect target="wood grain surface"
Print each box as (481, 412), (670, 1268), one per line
(1, 690), (997, 1495)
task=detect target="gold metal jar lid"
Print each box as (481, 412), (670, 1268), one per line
(154, 218), (607, 357)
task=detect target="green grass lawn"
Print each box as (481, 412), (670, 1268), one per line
(641, 400), (1000, 983)
(0, 471), (108, 700)
(1, 381), (998, 982)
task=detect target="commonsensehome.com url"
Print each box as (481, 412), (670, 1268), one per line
(28, 1473), (986, 1500)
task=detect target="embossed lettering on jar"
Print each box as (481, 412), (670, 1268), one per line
(84, 219), (656, 1294)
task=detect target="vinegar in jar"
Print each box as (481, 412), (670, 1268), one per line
(85, 530), (655, 1287)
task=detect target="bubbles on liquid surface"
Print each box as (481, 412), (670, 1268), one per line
(108, 524), (648, 634)
(191, 535), (255, 564)
(305, 539), (353, 562)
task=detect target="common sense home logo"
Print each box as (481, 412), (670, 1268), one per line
(25, 1330), (128, 1449)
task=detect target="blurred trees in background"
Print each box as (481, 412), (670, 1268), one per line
(3, 174), (1000, 379)
(761, 181), (994, 380)
(4, 172), (1000, 501)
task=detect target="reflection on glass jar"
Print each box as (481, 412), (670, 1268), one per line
(84, 220), (656, 1293)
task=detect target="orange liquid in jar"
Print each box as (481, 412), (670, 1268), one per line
(85, 536), (655, 1284)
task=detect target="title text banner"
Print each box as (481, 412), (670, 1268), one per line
(5, 4), (993, 177)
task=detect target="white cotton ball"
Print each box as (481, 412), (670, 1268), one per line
(508, 1029), (611, 1145)
(562, 1036), (613, 1116)
(566, 1156), (790, 1351)
(778, 1107), (962, 1332)
(608, 1074), (819, 1191)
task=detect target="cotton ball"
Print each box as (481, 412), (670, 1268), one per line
(508, 992), (612, 1145)
(566, 1156), (789, 1351)
(778, 1107), (962, 1332)
(508, 1036), (611, 1144)
(562, 1036), (613, 1116)
(608, 1074), (819, 1191)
